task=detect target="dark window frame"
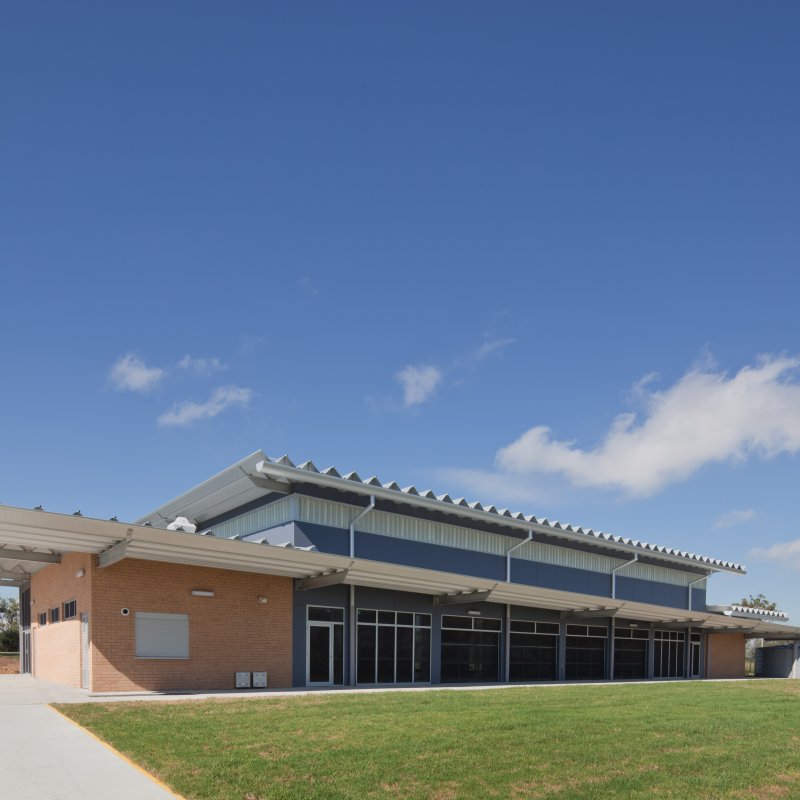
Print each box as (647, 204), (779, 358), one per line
(356, 607), (432, 685)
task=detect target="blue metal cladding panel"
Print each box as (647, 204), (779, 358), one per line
(354, 532), (507, 581)
(692, 588), (707, 611)
(615, 575), (689, 609)
(295, 521), (350, 556)
(511, 559), (611, 597)
(295, 521), (700, 611)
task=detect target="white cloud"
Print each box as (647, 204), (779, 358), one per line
(497, 355), (800, 496)
(158, 385), (253, 427)
(109, 354), (165, 392)
(396, 364), (442, 407)
(750, 539), (800, 569)
(177, 354), (227, 375)
(714, 508), (756, 529)
(629, 371), (660, 402)
(432, 468), (551, 507)
(473, 338), (515, 361)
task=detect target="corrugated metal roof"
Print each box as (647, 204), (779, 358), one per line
(133, 450), (745, 575)
(251, 453), (746, 574)
(727, 604), (789, 621)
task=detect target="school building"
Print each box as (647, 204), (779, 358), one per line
(2, 450), (798, 692)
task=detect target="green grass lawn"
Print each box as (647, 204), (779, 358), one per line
(57, 681), (800, 800)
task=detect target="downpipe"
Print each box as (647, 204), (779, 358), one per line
(349, 496), (376, 686)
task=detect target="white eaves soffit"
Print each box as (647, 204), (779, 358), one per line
(0, 505), (127, 586)
(134, 452), (746, 576)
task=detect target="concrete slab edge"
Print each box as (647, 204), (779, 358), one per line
(48, 705), (185, 799)
(72, 677), (764, 705)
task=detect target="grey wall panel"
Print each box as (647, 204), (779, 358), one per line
(508, 605), (561, 623)
(758, 647), (794, 678)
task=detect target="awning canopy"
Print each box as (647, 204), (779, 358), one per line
(1, 505), (795, 638)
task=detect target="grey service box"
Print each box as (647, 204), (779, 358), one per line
(235, 671), (251, 688)
(252, 671), (268, 688)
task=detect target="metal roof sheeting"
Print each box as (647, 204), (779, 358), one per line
(135, 450), (746, 575)
(252, 453), (746, 575)
(709, 603), (789, 622)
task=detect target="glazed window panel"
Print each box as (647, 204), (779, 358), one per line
(613, 637), (648, 680)
(357, 608), (431, 684)
(63, 600), (77, 620)
(565, 636), (606, 680)
(440, 616), (502, 683)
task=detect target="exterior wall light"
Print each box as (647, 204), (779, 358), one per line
(467, 610), (481, 616)
(191, 590), (215, 597)
(257, 596), (268, 605)
(75, 569), (85, 578)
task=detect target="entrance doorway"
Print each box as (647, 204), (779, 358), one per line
(689, 634), (701, 678)
(306, 606), (344, 686)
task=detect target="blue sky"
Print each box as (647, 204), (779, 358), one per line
(2, 2), (799, 617)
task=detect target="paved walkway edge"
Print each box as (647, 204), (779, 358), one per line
(48, 705), (184, 800)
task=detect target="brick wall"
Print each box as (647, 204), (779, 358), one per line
(90, 558), (293, 692)
(706, 632), (746, 679)
(30, 552), (93, 687)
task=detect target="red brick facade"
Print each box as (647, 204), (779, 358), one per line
(30, 552), (92, 686)
(706, 632), (746, 679)
(31, 554), (293, 692)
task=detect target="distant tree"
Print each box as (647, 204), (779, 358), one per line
(737, 594), (781, 674)
(0, 598), (19, 652)
(738, 593), (778, 611)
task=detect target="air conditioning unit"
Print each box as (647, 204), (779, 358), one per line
(252, 672), (268, 689)
(235, 672), (251, 689)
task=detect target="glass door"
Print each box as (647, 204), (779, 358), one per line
(307, 622), (334, 685)
(690, 637), (701, 678)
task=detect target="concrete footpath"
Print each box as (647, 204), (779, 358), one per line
(0, 675), (176, 799)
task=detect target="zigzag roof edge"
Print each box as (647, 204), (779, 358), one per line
(253, 454), (747, 574)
